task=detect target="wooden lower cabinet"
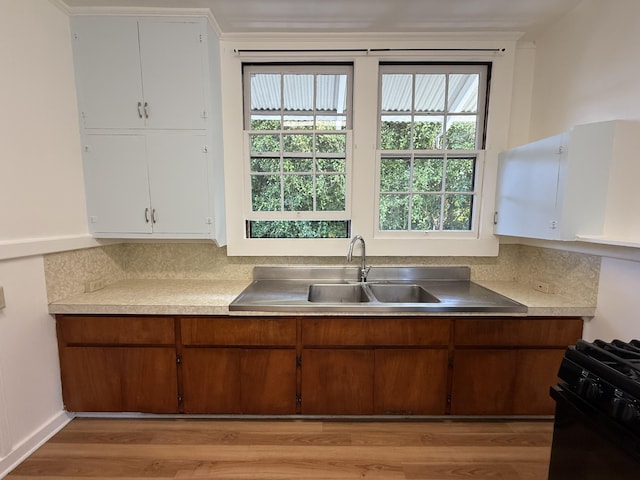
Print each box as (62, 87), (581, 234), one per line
(59, 346), (178, 413)
(450, 317), (583, 415)
(55, 314), (583, 416)
(181, 348), (297, 414)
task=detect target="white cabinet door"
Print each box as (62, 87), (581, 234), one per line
(83, 134), (152, 234)
(138, 22), (206, 130)
(147, 135), (210, 234)
(72, 17), (145, 129)
(495, 133), (567, 240)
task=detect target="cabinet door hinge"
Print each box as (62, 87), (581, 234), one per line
(558, 145), (565, 154)
(199, 33), (204, 43)
(296, 394), (302, 405)
(296, 355), (302, 367)
(176, 354), (182, 365)
(446, 395), (452, 405)
(178, 394), (183, 404)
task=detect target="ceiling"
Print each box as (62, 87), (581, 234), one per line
(59, 0), (582, 37)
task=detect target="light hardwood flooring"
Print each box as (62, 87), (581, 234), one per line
(6, 418), (554, 479)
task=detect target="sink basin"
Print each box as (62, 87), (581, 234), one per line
(308, 284), (371, 303)
(368, 284), (440, 303)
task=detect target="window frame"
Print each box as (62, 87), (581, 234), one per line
(242, 63), (354, 229)
(375, 63), (489, 238)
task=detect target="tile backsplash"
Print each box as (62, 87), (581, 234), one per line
(43, 241), (601, 304)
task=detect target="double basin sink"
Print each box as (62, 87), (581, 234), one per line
(229, 266), (527, 314)
(309, 282), (439, 304)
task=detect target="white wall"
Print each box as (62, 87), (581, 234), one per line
(527, 0), (640, 340)
(0, 0), (88, 476)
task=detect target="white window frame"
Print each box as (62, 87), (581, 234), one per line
(375, 64), (489, 239)
(242, 64), (354, 229)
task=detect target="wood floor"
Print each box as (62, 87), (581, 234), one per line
(6, 418), (554, 479)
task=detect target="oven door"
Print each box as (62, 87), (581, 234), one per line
(548, 385), (640, 480)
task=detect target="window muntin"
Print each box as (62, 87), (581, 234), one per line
(377, 64), (487, 233)
(244, 65), (352, 238)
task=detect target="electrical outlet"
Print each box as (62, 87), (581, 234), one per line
(0, 286), (5, 309)
(533, 281), (554, 294)
(85, 278), (106, 293)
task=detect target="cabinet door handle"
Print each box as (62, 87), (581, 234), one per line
(144, 102), (149, 119)
(144, 207), (150, 223)
(151, 208), (157, 224)
(137, 101), (143, 119)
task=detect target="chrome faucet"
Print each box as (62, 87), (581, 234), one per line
(347, 235), (370, 283)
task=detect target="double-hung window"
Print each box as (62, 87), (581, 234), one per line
(243, 64), (353, 239)
(377, 64), (489, 235)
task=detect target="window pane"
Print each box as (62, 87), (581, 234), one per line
(317, 133), (346, 153)
(446, 117), (477, 150)
(414, 116), (444, 150)
(449, 74), (479, 113)
(248, 220), (349, 238)
(250, 134), (280, 153)
(380, 116), (411, 150)
(251, 116), (281, 130)
(413, 157), (443, 192)
(445, 157), (475, 192)
(283, 175), (313, 211)
(317, 74), (348, 113)
(415, 74), (445, 112)
(251, 175), (281, 211)
(411, 194), (442, 230)
(283, 157), (313, 172)
(284, 115), (313, 130)
(317, 174), (346, 211)
(379, 194), (409, 230)
(251, 73), (281, 111)
(443, 194), (472, 230)
(317, 158), (345, 173)
(317, 115), (347, 130)
(250, 157), (280, 173)
(283, 74), (313, 111)
(380, 158), (410, 192)
(381, 74), (412, 112)
(283, 134), (312, 152)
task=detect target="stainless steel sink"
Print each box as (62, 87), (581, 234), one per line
(229, 266), (528, 314)
(308, 284), (371, 303)
(367, 284), (440, 303)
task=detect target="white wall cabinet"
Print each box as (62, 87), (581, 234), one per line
(495, 120), (640, 243)
(71, 15), (225, 240)
(83, 134), (211, 236)
(72, 17), (207, 130)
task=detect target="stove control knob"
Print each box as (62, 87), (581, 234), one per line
(611, 397), (639, 422)
(576, 377), (600, 399)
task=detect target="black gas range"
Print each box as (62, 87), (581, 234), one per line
(548, 339), (640, 479)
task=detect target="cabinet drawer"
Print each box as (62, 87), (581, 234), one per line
(180, 317), (296, 346)
(57, 315), (175, 345)
(454, 318), (583, 346)
(302, 317), (450, 346)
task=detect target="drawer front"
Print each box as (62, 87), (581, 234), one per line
(180, 317), (296, 346)
(454, 318), (583, 346)
(302, 317), (450, 346)
(57, 315), (175, 345)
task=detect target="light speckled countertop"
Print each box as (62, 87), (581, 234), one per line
(48, 278), (596, 317)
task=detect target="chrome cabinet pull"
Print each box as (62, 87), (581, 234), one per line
(144, 207), (150, 223)
(151, 208), (157, 224)
(137, 101), (143, 119)
(144, 102), (149, 119)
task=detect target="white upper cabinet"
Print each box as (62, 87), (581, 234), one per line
(495, 120), (640, 243)
(72, 17), (207, 130)
(71, 15), (225, 240)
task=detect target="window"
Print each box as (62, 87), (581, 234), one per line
(377, 64), (488, 234)
(243, 64), (353, 238)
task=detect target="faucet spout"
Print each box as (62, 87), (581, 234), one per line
(347, 235), (370, 282)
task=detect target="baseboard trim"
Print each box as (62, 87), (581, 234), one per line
(0, 410), (74, 479)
